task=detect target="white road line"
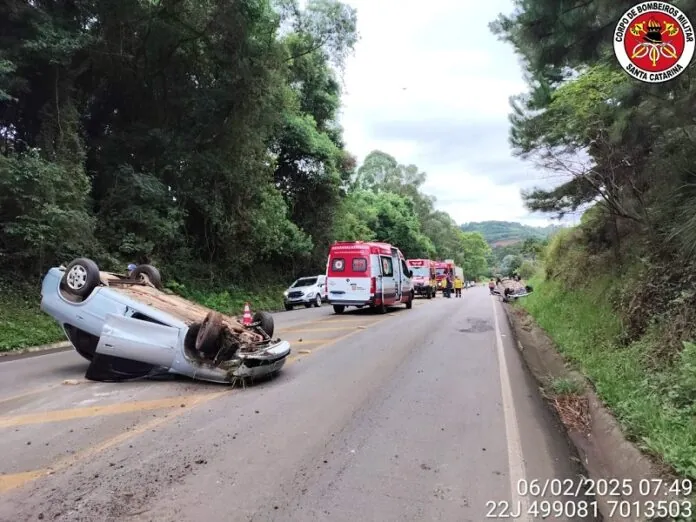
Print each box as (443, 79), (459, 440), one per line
(491, 298), (530, 521)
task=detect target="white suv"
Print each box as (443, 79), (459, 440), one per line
(283, 275), (327, 310)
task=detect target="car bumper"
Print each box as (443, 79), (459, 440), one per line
(284, 296), (320, 305)
(173, 340), (292, 383)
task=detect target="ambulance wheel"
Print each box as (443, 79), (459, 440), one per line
(406, 292), (414, 309)
(333, 305), (345, 314)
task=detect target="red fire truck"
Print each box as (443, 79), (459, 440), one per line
(434, 259), (454, 293)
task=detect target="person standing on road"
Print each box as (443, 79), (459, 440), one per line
(488, 279), (495, 294)
(454, 276), (462, 297)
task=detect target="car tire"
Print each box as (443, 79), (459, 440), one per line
(333, 305), (345, 314)
(314, 294), (322, 307)
(426, 289), (432, 299)
(184, 322), (200, 354)
(131, 264), (163, 289)
(284, 304), (293, 311)
(61, 258), (101, 298)
(406, 292), (414, 309)
(304, 302), (312, 308)
(195, 311), (223, 356)
(253, 311), (274, 337)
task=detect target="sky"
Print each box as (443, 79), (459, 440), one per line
(338, 0), (577, 227)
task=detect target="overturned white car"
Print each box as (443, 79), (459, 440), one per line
(40, 258), (291, 384)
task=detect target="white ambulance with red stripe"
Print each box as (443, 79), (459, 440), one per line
(325, 241), (414, 314)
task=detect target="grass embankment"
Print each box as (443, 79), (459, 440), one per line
(0, 279), (287, 353)
(520, 275), (696, 479)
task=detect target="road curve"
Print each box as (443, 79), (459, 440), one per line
(0, 287), (598, 521)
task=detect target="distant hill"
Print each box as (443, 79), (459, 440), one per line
(460, 220), (562, 247)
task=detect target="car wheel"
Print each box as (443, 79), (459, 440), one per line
(284, 304), (293, 311)
(314, 294), (322, 307)
(131, 264), (163, 289)
(406, 292), (414, 309)
(426, 290), (432, 299)
(253, 311), (274, 337)
(195, 311), (223, 356)
(61, 258), (101, 298)
(333, 305), (345, 314)
(184, 321), (199, 346)
(304, 302), (312, 308)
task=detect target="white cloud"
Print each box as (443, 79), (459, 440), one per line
(338, 0), (565, 226)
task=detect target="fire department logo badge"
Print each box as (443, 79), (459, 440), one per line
(614, 2), (695, 83)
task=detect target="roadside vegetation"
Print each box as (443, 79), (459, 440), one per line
(492, 0), (696, 478)
(0, 0), (493, 350)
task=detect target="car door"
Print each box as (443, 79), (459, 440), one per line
(400, 258), (412, 294)
(94, 313), (180, 367)
(379, 255), (396, 303)
(390, 248), (402, 300)
(317, 276), (327, 300)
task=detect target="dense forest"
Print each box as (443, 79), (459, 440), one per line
(0, 0), (493, 350)
(492, 0), (696, 477)
(0, 0), (490, 289)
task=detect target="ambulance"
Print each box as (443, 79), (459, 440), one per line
(406, 259), (437, 299)
(325, 241), (414, 314)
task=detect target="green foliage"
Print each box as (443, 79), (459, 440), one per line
(0, 282), (63, 351)
(0, 149), (96, 275)
(518, 259), (538, 280)
(521, 276), (696, 478)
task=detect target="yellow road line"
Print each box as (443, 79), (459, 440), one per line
(283, 326), (366, 333)
(0, 313), (392, 493)
(0, 394), (217, 429)
(285, 315), (391, 365)
(0, 391), (226, 493)
(0, 386), (55, 406)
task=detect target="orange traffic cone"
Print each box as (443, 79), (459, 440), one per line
(242, 302), (252, 326)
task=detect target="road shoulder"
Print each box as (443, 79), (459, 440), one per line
(504, 304), (687, 519)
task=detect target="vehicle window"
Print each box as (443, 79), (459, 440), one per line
(401, 260), (409, 274)
(331, 258), (345, 271)
(436, 268), (446, 276)
(352, 257), (367, 272)
(380, 256), (393, 276)
(409, 266), (429, 277)
(293, 277), (317, 287)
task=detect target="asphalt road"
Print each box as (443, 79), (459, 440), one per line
(0, 287), (598, 521)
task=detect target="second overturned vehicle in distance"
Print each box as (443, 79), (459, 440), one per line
(40, 257), (291, 384)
